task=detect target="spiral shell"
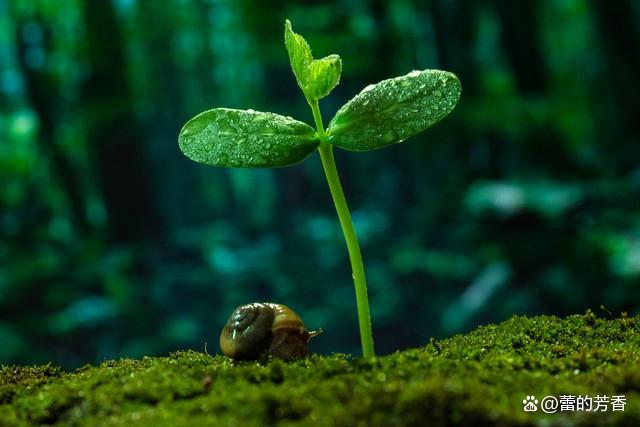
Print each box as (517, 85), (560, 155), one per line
(219, 303), (321, 360)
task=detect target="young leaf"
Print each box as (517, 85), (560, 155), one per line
(284, 19), (341, 102)
(284, 20), (313, 93)
(326, 69), (461, 151)
(178, 108), (319, 168)
(307, 54), (342, 100)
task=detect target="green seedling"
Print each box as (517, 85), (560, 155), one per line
(178, 20), (461, 358)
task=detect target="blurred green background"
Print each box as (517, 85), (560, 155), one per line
(1, 0), (639, 369)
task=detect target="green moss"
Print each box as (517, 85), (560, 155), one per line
(1, 312), (639, 426)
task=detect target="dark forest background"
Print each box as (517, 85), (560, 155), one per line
(1, 0), (639, 368)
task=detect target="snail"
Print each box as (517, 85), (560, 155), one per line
(219, 302), (322, 360)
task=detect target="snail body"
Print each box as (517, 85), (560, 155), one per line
(219, 303), (321, 360)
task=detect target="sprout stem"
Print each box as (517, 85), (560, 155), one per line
(310, 101), (375, 358)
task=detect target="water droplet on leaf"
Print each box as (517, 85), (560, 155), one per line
(383, 130), (396, 143)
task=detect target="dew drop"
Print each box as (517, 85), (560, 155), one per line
(361, 84), (375, 93)
(383, 129), (396, 144)
(434, 90), (442, 97)
(407, 70), (421, 77)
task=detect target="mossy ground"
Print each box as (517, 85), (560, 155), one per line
(1, 311), (639, 426)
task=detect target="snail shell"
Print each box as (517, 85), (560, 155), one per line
(219, 303), (321, 360)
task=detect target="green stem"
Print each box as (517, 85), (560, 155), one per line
(309, 100), (375, 358)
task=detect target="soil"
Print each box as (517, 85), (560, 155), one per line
(1, 310), (638, 426)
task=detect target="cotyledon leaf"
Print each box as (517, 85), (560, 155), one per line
(326, 69), (461, 151)
(178, 108), (319, 168)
